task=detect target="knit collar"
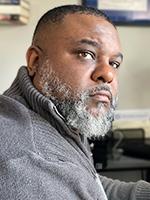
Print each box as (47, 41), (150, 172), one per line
(19, 66), (62, 117)
(4, 66), (66, 126)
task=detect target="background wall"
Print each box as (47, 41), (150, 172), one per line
(0, 0), (150, 110)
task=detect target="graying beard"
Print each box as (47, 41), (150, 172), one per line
(58, 91), (116, 138)
(39, 59), (117, 138)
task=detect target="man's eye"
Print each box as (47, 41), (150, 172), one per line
(78, 51), (95, 60)
(110, 61), (120, 69)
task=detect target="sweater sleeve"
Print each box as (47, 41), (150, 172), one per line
(99, 174), (150, 200)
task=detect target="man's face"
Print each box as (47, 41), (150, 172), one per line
(30, 13), (123, 138)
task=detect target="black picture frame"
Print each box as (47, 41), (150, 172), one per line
(82, 0), (150, 26)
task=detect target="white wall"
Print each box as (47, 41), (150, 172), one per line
(0, 0), (150, 110)
(117, 26), (150, 109)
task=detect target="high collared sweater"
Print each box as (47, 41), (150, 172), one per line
(0, 66), (150, 200)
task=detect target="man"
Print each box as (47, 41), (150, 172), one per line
(0, 4), (150, 200)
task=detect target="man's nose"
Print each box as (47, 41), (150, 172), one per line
(91, 62), (115, 83)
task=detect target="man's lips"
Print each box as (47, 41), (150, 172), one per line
(89, 90), (111, 103)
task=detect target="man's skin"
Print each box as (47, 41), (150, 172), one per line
(26, 13), (123, 118)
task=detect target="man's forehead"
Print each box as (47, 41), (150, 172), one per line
(54, 13), (116, 40)
(58, 13), (119, 43)
(57, 13), (118, 42)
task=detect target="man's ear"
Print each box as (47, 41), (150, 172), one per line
(26, 45), (40, 77)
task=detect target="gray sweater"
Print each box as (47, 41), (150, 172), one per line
(0, 66), (150, 200)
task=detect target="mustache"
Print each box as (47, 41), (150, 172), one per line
(80, 83), (117, 109)
(85, 83), (112, 99)
(89, 84), (112, 95)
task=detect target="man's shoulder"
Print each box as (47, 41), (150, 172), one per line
(0, 94), (35, 159)
(0, 94), (33, 134)
(0, 94), (29, 118)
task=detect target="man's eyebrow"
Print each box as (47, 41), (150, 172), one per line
(75, 39), (100, 48)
